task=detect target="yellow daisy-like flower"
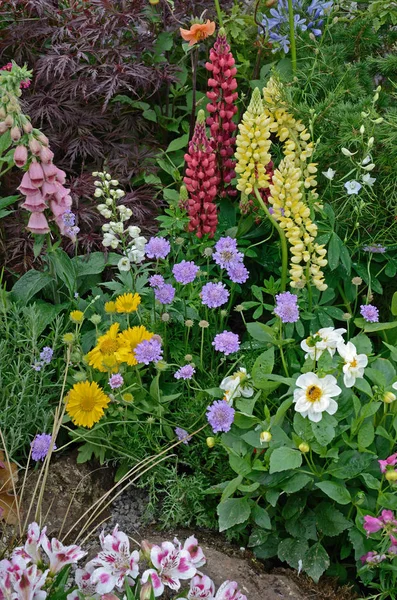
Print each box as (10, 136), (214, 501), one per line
(116, 325), (153, 366)
(66, 381), (110, 428)
(115, 293), (141, 314)
(70, 310), (84, 323)
(86, 323), (123, 373)
(105, 301), (116, 314)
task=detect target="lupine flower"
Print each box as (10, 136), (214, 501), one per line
(173, 261), (199, 284)
(180, 20), (215, 46)
(109, 373), (124, 389)
(184, 110), (218, 238)
(154, 284), (176, 305)
(363, 244), (386, 254)
(274, 291), (299, 323)
(145, 237), (171, 259)
(206, 29), (238, 197)
(141, 541), (196, 596)
(293, 373), (341, 423)
(175, 428), (192, 445)
(134, 339), (163, 365)
(360, 304), (379, 323)
(201, 282), (229, 308)
(206, 400), (235, 433)
(149, 274), (165, 288)
(174, 365), (195, 380)
(90, 525), (140, 590)
(39, 346), (53, 364)
(212, 331), (240, 355)
(213, 237), (243, 268)
(226, 262), (249, 284)
(344, 180), (362, 195)
(31, 433), (55, 461)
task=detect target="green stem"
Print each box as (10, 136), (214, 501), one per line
(214, 0), (224, 27)
(287, 0), (297, 74)
(253, 187), (288, 291)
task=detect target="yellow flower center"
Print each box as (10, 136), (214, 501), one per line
(100, 339), (118, 354)
(306, 385), (322, 403)
(80, 395), (97, 412)
(350, 359), (357, 368)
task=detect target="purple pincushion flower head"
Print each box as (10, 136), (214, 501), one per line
(109, 373), (124, 389)
(135, 338), (163, 365)
(154, 283), (176, 305)
(31, 433), (56, 461)
(274, 291), (299, 323)
(360, 304), (379, 323)
(201, 282), (229, 308)
(213, 237), (243, 269)
(212, 331), (240, 355)
(174, 364), (195, 380)
(149, 274), (165, 288)
(206, 400), (235, 433)
(227, 262), (249, 284)
(173, 260), (199, 285)
(175, 427), (192, 444)
(145, 237), (171, 260)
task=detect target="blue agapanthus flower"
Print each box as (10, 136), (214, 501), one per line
(261, 0), (333, 53)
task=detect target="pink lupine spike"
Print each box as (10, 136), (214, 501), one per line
(26, 212), (50, 234)
(183, 111), (218, 239)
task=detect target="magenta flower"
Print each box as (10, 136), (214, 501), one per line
(183, 536), (206, 569)
(188, 574), (215, 599)
(141, 540), (196, 596)
(379, 453), (397, 473)
(214, 580), (247, 600)
(135, 338), (163, 365)
(201, 282), (229, 308)
(206, 400), (235, 433)
(360, 304), (379, 323)
(212, 331), (240, 355)
(360, 551), (386, 565)
(174, 365), (195, 380)
(90, 525), (140, 590)
(12, 522), (47, 564)
(41, 534), (86, 575)
(12, 563), (49, 600)
(66, 564), (99, 600)
(363, 515), (384, 534)
(173, 261), (199, 284)
(145, 237), (171, 260)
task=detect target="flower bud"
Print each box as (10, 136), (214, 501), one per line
(355, 491), (365, 506)
(161, 312), (170, 322)
(362, 163), (375, 171)
(13, 144), (28, 167)
(299, 442), (310, 453)
(90, 314), (102, 325)
(140, 581), (153, 600)
(4, 114), (13, 127)
(37, 133), (49, 146)
(10, 126), (21, 141)
(341, 147), (355, 157)
(155, 360), (168, 371)
(332, 16), (338, 23)
(0, 121), (8, 133)
(234, 304), (245, 312)
(203, 247), (214, 257)
(385, 470), (397, 482)
(260, 431), (272, 443)
(220, 310), (228, 318)
(383, 392), (396, 404)
(184, 354), (193, 362)
(359, 125), (365, 135)
(199, 320), (209, 328)
(185, 320), (194, 328)
(22, 121), (33, 134)
(73, 371), (87, 382)
(62, 333), (75, 344)
(122, 393), (134, 403)
(29, 138), (42, 155)
(373, 117), (383, 124)
(361, 111), (369, 118)
(206, 437), (216, 448)
(352, 277), (362, 285)
(140, 540), (152, 561)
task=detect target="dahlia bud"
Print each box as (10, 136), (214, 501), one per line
(299, 442), (310, 453)
(260, 431), (272, 443)
(206, 437), (215, 448)
(383, 392), (396, 404)
(385, 470), (397, 482)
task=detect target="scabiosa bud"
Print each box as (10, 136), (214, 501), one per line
(184, 110), (218, 238)
(206, 29), (238, 197)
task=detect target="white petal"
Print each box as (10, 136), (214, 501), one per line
(326, 399), (338, 415)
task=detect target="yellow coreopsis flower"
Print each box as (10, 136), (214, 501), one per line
(235, 87), (272, 195)
(115, 293), (141, 314)
(86, 322), (123, 373)
(116, 325), (153, 366)
(104, 301), (117, 314)
(66, 380), (110, 428)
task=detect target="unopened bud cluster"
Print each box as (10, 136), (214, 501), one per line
(93, 171), (147, 272)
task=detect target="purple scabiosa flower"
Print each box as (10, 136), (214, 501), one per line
(213, 237), (243, 269)
(172, 260), (199, 284)
(212, 331), (240, 355)
(175, 427), (192, 444)
(201, 282), (229, 308)
(39, 346), (53, 364)
(149, 274), (165, 288)
(32, 362), (42, 372)
(174, 365), (196, 380)
(227, 262), (249, 284)
(274, 291), (300, 323)
(154, 283), (176, 305)
(360, 304), (379, 323)
(363, 244), (387, 254)
(206, 400), (235, 433)
(135, 338), (163, 365)
(145, 237), (171, 260)
(31, 433), (56, 461)
(109, 373), (124, 389)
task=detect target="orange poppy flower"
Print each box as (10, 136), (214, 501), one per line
(180, 20), (216, 47)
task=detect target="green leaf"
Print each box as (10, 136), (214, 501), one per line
(269, 447), (302, 474)
(166, 134), (189, 153)
(328, 233), (341, 270)
(360, 473), (380, 490)
(362, 320), (397, 333)
(11, 270), (53, 304)
(360, 402), (381, 418)
(349, 334), (373, 356)
(229, 453), (251, 477)
(34, 301), (68, 336)
(252, 505), (272, 530)
(142, 109), (157, 123)
(311, 420), (335, 447)
(217, 497), (251, 532)
(315, 502), (352, 537)
(278, 538), (309, 570)
(73, 252), (106, 276)
(392, 292), (397, 317)
(248, 528), (269, 547)
(315, 481), (351, 505)
(251, 347), (278, 392)
(378, 493), (397, 511)
(246, 321), (275, 343)
(339, 244), (352, 275)
(0, 195), (19, 210)
(76, 442), (95, 463)
(303, 543), (330, 583)
(357, 420), (375, 449)
(221, 476), (243, 502)
(353, 377), (373, 397)
(282, 473), (312, 493)
(48, 249), (77, 295)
